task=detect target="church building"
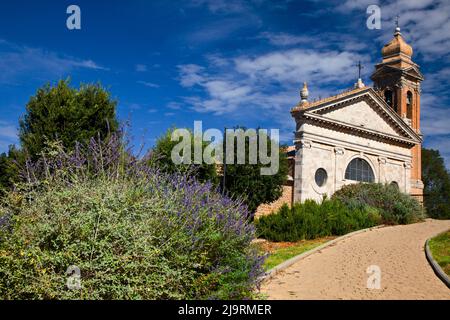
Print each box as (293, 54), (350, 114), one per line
(290, 25), (424, 204)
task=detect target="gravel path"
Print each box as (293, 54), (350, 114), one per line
(261, 219), (450, 300)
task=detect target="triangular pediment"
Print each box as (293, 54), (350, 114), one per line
(403, 66), (424, 80)
(371, 64), (424, 81)
(303, 88), (421, 145)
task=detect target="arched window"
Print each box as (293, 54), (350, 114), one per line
(345, 158), (375, 183)
(406, 91), (413, 119)
(384, 90), (393, 108)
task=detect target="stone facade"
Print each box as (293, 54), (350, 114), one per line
(291, 89), (419, 203)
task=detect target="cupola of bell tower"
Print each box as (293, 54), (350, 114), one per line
(371, 23), (424, 132)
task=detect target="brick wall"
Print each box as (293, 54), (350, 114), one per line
(254, 185), (293, 218)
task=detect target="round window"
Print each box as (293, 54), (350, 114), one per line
(315, 168), (328, 187)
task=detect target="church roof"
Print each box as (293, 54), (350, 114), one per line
(291, 86), (422, 146)
(291, 86), (368, 112)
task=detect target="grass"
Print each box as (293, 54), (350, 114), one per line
(428, 230), (450, 276)
(257, 237), (335, 271)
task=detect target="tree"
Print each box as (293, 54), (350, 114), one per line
(222, 129), (289, 217)
(0, 152), (11, 193)
(152, 128), (218, 185)
(422, 148), (450, 219)
(19, 79), (118, 161)
(0, 145), (26, 194)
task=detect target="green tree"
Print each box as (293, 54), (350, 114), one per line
(422, 148), (450, 219)
(19, 79), (118, 161)
(0, 145), (26, 194)
(152, 128), (218, 184)
(223, 129), (289, 216)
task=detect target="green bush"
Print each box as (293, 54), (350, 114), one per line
(332, 183), (425, 224)
(255, 199), (381, 242)
(0, 136), (263, 300)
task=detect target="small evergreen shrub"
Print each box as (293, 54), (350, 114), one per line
(255, 199), (381, 242)
(0, 135), (264, 300)
(331, 183), (425, 225)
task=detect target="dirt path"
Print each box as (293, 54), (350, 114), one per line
(261, 219), (450, 300)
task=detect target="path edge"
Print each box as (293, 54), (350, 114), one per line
(425, 230), (450, 289)
(259, 224), (386, 284)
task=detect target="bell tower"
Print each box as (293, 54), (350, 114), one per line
(371, 23), (424, 201)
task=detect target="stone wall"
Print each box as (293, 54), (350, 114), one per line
(254, 185), (293, 218)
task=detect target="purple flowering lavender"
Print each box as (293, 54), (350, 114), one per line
(3, 131), (265, 299)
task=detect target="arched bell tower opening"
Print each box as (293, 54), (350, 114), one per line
(406, 91), (413, 119)
(371, 24), (424, 202)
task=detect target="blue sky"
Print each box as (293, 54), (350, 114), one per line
(0, 0), (449, 167)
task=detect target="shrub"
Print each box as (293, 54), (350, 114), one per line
(255, 199), (381, 242)
(0, 135), (264, 300)
(332, 183), (425, 225)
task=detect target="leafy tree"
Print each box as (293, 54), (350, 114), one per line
(0, 152), (11, 194)
(422, 148), (450, 219)
(0, 145), (26, 194)
(222, 128), (289, 216)
(152, 128), (218, 185)
(19, 79), (118, 161)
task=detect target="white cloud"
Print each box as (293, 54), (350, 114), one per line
(257, 31), (368, 53)
(339, 0), (380, 11)
(188, 0), (248, 13)
(234, 49), (364, 84)
(186, 15), (261, 43)
(135, 64), (148, 72)
(0, 124), (17, 140)
(167, 102), (183, 110)
(421, 105), (450, 136)
(257, 32), (312, 46)
(177, 47), (364, 119)
(0, 122), (18, 153)
(178, 64), (206, 87)
(0, 40), (107, 84)
(128, 103), (142, 110)
(137, 80), (160, 88)
(420, 67), (450, 138)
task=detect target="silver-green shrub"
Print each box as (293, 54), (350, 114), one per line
(0, 135), (264, 299)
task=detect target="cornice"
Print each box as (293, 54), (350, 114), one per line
(302, 112), (419, 147)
